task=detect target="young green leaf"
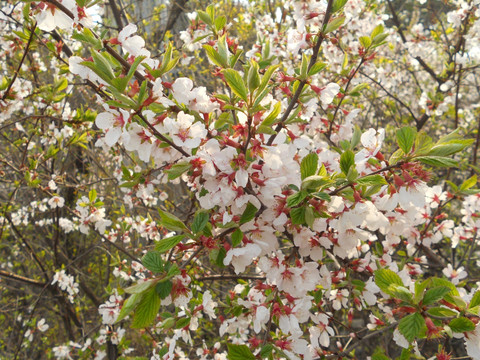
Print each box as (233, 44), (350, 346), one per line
(125, 279), (156, 294)
(324, 16), (345, 34)
(116, 292), (143, 323)
(154, 235), (185, 254)
(158, 210), (188, 232)
(398, 313), (425, 342)
(231, 228), (243, 247)
(227, 344), (255, 360)
(416, 156), (458, 167)
(396, 127), (416, 154)
(142, 251), (164, 273)
(290, 207), (306, 225)
(165, 162), (192, 180)
(449, 317), (476, 333)
(422, 286), (451, 306)
(356, 174), (387, 186)
(155, 280), (173, 300)
(375, 269), (404, 294)
(340, 150), (355, 175)
(223, 69), (248, 102)
(301, 153), (319, 180)
(287, 190), (308, 208)
(191, 211), (209, 234)
(203, 45), (228, 68)
(240, 202), (258, 225)
(132, 287), (161, 328)
(261, 101), (282, 127)
(469, 290), (480, 309)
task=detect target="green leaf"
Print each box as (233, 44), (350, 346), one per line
(260, 344), (273, 358)
(155, 235), (184, 254)
(116, 292), (143, 323)
(305, 206), (315, 227)
(211, 247), (226, 268)
(132, 287), (161, 328)
(398, 313), (425, 342)
(72, 28), (102, 49)
(89, 189), (97, 202)
(257, 125), (277, 135)
(287, 191), (308, 208)
(155, 280), (173, 299)
(227, 344), (255, 360)
(217, 35), (229, 66)
(158, 210), (188, 232)
(197, 10), (212, 25)
(214, 16), (227, 32)
(356, 174), (387, 186)
(301, 153), (319, 180)
(142, 251), (164, 273)
(428, 142), (473, 157)
(125, 279), (156, 294)
(469, 290), (480, 309)
(166, 264), (181, 278)
(301, 175), (332, 191)
(375, 269), (404, 295)
(371, 33), (389, 47)
(396, 127), (417, 154)
(359, 36), (372, 49)
(231, 228), (243, 247)
(192, 211), (209, 234)
(324, 16), (345, 34)
(340, 150), (355, 175)
(247, 60), (261, 92)
(204, 45), (228, 68)
(399, 348), (411, 360)
(460, 174), (477, 191)
(331, 0), (348, 13)
(165, 162), (192, 180)
(91, 51), (115, 79)
(422, 286), (451, 306)
(414, 278), (431, 303)
(313, 191), (331, 201)
(426, 307), (458, 318)
(240, 202), (258, 225)
(414, 131), (433, 155)
(261, 101), (282, 127)
(308, 62), (326, 76)
(437, 128), (463, 144)
(255, 65), (279, 98)
(371, 24), (384, 39)
(114, 55), (145, 92)
(223, 69), (248, 102)
(388, 284), (413, 303)
(290, 207), (306, 225)
(175, 317), (191, 329)
(299, 53), (309, 80)
(416, 156), (458, 167)
(449, 317), (476, 333)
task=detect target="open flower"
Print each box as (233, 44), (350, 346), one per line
(95, 108), (130, 147)
(164, 111), (207, 149)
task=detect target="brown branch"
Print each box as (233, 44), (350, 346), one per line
(326, 58), (365, 139)
(386, 0), (442, 84)
(108, 0), (125, 30)
(0, 269), (47, 287)
(360, 70), (419, 123)
(158, 0), (189, 42)
(197, 275), (265, 281)
(2, 23), (37, 101)
(322, 322), (398, 359)
(4, 213), (49, 282)
(266, 0), (335, 146)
